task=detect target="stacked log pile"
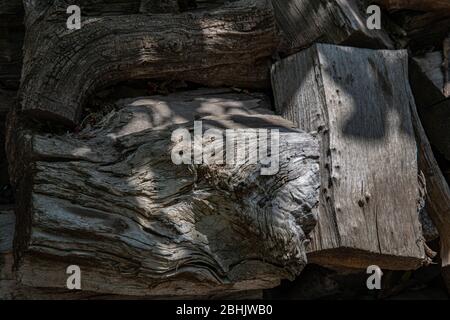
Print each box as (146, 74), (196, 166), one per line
(0, 0), (450, 299)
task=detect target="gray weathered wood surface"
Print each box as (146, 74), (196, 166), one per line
(271, 44), (425, 270)
(7, 89), (320, 296)
(375, 0), (450, 12)
(0, 0), (24, 90)
(271, 0), (394, 52)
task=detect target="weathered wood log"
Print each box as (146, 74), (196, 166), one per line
(270, 0), (394, 52)
(19, 0), (279, 125)
(0, 0), (24, 90)
(7, 89), (320, 296)
(271, 44), (425, 270)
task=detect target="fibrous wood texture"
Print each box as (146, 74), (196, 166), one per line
(7, 89), (320, 296)
(271, 44), (425, 270)
(18, 0), (399, 126)
(19, 0), (278, 125)
(271, 0), (394, 52)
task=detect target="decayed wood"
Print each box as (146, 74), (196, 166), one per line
(0, 208), (14, 254)
(0, 206), (262, 299)
(19, 0), (279, 125)
(407, 84), (450, 293)
(271, 44), (425, 270)
(19, 0), (400, 126)
(271, 0), (394, 52)
(409, 58), (450, 161)
(7, 89), (320, 296)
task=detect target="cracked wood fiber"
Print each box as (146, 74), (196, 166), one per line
(19, 0), (279, 125)
(6, 89), (320, 296)
(18, 0), (398, 126)
(271, 0), (394, 52)
(408, 85), (450, 293)
(271, 44), (425, 270)
(0, 204), (261, 299)
(375, 0), (450, 12)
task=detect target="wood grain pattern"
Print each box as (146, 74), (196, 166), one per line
(271, 44), (425, 270)
(7, 89), (320, 296)
(271, 0), (394, 52)
(19, 0), (278, 125)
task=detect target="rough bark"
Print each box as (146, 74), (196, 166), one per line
(271, 44), (425, 270)
(7, 89), (320, 296)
